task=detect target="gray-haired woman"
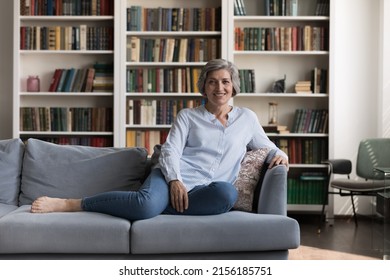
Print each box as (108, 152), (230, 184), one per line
(31, 59), (288, 220)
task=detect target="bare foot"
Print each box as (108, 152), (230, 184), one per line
(31, 196), (82, 213)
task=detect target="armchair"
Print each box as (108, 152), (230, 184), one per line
(319, 138), (390, 232)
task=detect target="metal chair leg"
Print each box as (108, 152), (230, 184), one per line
(350, 193), (358, 227)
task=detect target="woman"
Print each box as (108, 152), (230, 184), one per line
(31, 59), (288, 219)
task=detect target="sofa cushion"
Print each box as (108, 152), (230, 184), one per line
(0, 205), (131, 254)
(19, 138), (148, 205)
(234, 148), (272, 212)
(130, 211), (300, 254)
(0, 203), (18, 218)
(0, 138), (24, 206)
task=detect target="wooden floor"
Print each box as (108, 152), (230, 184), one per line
(288, 214), (385, 260)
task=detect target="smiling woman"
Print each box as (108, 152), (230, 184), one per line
(31, 59), (289, 221)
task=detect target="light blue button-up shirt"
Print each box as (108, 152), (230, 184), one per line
(159, 105), (287, 191)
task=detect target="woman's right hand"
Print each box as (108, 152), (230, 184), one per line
(169, 180), (189, 213)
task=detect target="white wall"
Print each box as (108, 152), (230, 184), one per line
(331, 0), (382, 215)
(380, 0), (390, 137)
(0, 0), (13, 140)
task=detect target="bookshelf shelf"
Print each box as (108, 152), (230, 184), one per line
(126, 31), (222, 36)
(20, 16), (114, 21)
(124, 62), (207, 67)
(126, 93), (203, 97)
(234, 15), (329, 22)
(20, 50), (114, 54)
(267, 133), (328, 137)
(20, 92), (114, 96)
(20, 131), (114, 136)
(233, 51), (329, 56)
(236, 93), (328, 97)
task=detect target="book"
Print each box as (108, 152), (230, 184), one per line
(263, 125), (289, 134)
(48, 69), (63, 92)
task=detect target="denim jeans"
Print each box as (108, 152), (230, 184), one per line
(81, 168), (238, 220)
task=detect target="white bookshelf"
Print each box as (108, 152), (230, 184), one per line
(227, 0), (332, 213)
(118, 0), (228, 152)
(13, 0), (120, 146)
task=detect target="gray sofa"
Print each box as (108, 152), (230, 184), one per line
(0, 138), (300, 259)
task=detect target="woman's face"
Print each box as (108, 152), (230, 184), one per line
(203, 69), (233, 108)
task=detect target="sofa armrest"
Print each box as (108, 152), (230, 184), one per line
(255, 165), (288, 215)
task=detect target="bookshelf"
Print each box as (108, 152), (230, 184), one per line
(13, 0), (120, 147)
(228, 0), (332, 213)
(13, 0), (333, 213)
(118, 0), (228, 154)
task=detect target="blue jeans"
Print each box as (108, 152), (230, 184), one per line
(81, 168), (238, 220)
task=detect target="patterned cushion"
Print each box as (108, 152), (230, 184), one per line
(234, 148), (271, 212)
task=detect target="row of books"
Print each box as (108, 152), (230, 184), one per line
(272, 138), (328, 164)
(47, 62), (113, 92)
(315, 0), (330, 16)
(127, 99), (204, 126)
(126, 130), (169, 156)
(287, 176), (327, 204)
(126, 67), (202, 93)
(127, 37), (220, 63)
(20, 25), (113, 51)
(234, 26), (327, 51)
(291, 108), (328, 133)
(20, 107), (113, 132)
(20, 0), (113, 16)
(264, 0), (299, 16)
(22, 136), (113, 147)
(127, 6), (221, 32)
(238, 69), (256, 93)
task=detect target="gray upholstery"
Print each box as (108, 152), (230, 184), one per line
(0, 138), (24, 205)
(257, 165), (287, 215)
(19, 138), (148, 205)
(0, 203), (18, 218)
(0, 205), (131, 254)
(0, 138), (300, 258)
(131, 211), (299, 254)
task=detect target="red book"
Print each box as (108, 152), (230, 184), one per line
(48, 69), (62, 92)
(84, 68), (96, 92)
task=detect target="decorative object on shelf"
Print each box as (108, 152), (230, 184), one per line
(268, 102), (278, 125)
(27, 76), (40, 92)
(270, 75), (286, 93)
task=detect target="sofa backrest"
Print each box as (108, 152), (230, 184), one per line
(19, 138), (149, 205)
(0, 138), (25, 206)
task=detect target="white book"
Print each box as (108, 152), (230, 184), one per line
(80, 24), (87, 50)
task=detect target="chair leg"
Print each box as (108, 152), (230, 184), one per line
(350, 193), (358, 227)
(318, 187), (328, 234)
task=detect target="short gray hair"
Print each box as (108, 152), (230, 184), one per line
(197, 59), (240, 96)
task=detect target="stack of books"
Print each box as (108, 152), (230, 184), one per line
(263, 125), (289, 134)
(294, 81), (312, 93)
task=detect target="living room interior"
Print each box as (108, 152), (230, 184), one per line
(0, 0), (389, 262)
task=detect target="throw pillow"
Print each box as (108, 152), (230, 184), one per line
(233, 148), (273, 212)
(0, 138), (25, 206)
(19, 138), (148, 205)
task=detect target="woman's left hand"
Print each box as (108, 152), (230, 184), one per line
(269, 155), (289, 169)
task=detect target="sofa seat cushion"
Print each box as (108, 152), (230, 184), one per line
(0, 205), (131, 254)
(130, 211), (300, 254)
(0, 138), (24, 206)
(19, 138), (148, 205)
(0, 203), (18, 218)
